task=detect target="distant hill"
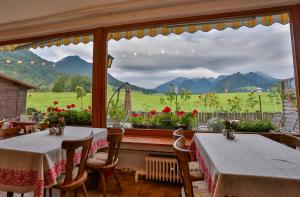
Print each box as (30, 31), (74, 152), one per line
(0, 50), (60, 87)
(155, 72), (280, 93)
(0, 51), (152, 93)
(155, 77), (188, 92)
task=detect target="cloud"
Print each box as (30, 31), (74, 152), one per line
(31, 23), (294, 89)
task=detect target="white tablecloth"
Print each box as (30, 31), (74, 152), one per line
(193, 133), (300, 197)
(0, 126), (107, 197)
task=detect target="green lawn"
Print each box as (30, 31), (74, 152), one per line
(26, 91), (282, 113)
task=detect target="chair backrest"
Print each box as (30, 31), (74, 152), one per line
(0, 126), (22, 138)
(272, 113), (284, 129)
(62, 133), (93, 185)
(282, 112), (298, 132)
(173, 128), (184, 140)
(24, 125), (37, 134)
(173, 136), (193, 197)
(280, 133), (300, 149)
(106, 128), (125, 166)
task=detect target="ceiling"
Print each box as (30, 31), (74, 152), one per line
(0, 0), (299, 42)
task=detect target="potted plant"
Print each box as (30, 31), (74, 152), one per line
(130, 113), (143, 128)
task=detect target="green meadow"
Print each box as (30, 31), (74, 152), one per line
(26, 90), (282, 113)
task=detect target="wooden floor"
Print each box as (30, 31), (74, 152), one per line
(0, 173), (181, 197)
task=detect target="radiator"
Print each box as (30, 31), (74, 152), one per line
(145, 154), (181, 183)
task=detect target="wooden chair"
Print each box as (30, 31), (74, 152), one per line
(272, 113), (284, 131)
(24, 125), (37, 134)
(86, 128), (125, 197)
(48, 133), (94, 197)
(282, 112), (298, 132)
(281, 133), (300, 149)
(0, 126), (23, 139)
(173, 136), (210, 197)
(173, 128), (184, 140)
(173, 129), (204, 181)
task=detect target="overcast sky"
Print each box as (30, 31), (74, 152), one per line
(31, 23), (294, 89)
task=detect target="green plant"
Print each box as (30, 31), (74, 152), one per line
(75, 86), (86, 110)
(208, 118), (225, 131)
(108, 100), (126, 124)
(227, 96), (243, 112)
(158, 113), (179, 127)
(76, 111), (92, 125)
(130, 114), (143, 125)
(234, 121), (275, 132)
(246, 92), (258, 112)
(179, 113), (196, 128)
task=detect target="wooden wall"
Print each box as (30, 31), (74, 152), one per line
(0, 78), (27, 120)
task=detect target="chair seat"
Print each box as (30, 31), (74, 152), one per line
(86, 152), (108, 169)
(181, 181), (210, 197)
(188, 161), (204, 181)
(56, 167), (79, 186)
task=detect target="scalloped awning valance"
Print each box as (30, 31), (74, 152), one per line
(0, 13), (290, 51)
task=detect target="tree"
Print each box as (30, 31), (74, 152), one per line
(52, 75), (69, 92)
(70, 75), (91, 92)
(75, 86), (86, 110)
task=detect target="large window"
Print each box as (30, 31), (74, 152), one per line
(0, 34), (93, 126)
(106, 13), (297, 132)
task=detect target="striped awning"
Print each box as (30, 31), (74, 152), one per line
(0, 13), (290, 51)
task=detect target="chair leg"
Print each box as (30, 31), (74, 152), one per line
(49, 188), (52, 197)
(81, 184), (88, 197)
(112, 169), (122, 192)
(7, 192), (13, 197)
(60, 190), (66, 197)
(99, 172), (107, 197)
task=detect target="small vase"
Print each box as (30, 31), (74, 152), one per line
(226, 129), (235, 140)
(57, 126), (65, 135)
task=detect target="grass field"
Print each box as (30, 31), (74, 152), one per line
(26, 90), (282, 113)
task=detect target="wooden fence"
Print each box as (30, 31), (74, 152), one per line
(136, 111), (277, 124)
(194, 112), (275, 124)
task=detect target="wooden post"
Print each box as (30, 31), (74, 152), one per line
(290, 5), (300, 132)
(92, 28), (107, 128)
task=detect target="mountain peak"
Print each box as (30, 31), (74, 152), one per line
(57, 55), (87, 64)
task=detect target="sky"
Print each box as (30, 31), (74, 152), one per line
(31, 23), (294, 89)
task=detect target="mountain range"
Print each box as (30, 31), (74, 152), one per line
(0, 50), (280, 94)
(155, 71), (279, 93)
(0, 50), (151, 93)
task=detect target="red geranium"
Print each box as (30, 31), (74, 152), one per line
(61, 109), (65, 112)
(54, 101), (58, 105)
(47, 107), (52, 112)
(71, 104), (76, 108)
(192, 109), (198, 117)
(66, 105), (71, 109)
(132, 113), (140, 117)
(150, 109), (157, 115)
(176, 111), (185, 117)
(162, 106), (171, 113)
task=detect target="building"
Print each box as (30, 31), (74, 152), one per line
(0, 72), (35, 120)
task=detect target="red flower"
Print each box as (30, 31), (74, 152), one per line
(54, 101), (58, 105)
(192, 109), (198, 117)
(71, 104), (76, 108)
(162, 106), (171, 113)
(61, 109), (65, 112)
(150, 110), (157, 115)
(66, 105), (71, 109)
(47, 107), (52, 112)
(132, 113), (140, 117)
(176, 111), (185, 117)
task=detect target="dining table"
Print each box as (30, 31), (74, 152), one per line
(193, 133), (300, 197)
(0, 126), (108, 197)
